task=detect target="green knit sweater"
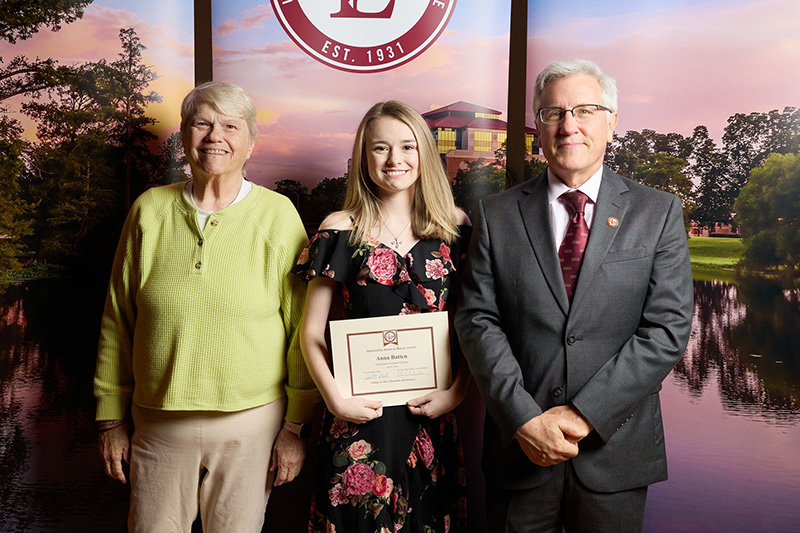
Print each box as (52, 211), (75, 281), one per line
(94, 181), (318, 423)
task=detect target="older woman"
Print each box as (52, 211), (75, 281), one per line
(94, 81), (317, 532)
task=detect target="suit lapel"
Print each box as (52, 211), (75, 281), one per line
(571, 167), (630, 310)
(519, 172), (570, 316)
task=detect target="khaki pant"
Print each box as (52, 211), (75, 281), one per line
(129, 398), (285, 533)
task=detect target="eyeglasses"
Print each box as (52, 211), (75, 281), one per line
(536, 104), (613, 125)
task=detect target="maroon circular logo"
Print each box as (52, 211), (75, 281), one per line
(271, 0), (457, 73)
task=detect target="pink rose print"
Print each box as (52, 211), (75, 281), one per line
(367, 248), (397, 283)
(327, 521), (336, 533)
(400, 303), (422, 315)
(342, 463), (376, 495)
(407, 450), (417, 468)
(405, 253), (414, 267)
(394, 524), (402, 533)
(328, 483), (349, 507)
(438, 295), (447, 312)
(439, 243), (452, 265)
(372, 474), (394, 498)
(416, 284), (437, 307)
(425, 258), (448, 280)
(330, 417), (349, 439)
(444, 514), (451, 533)
(322, 264), (335, 278)
(414, 430), (435, 468)
(379, 527), (391, 533)
(398, 269), (411, 283)
(347, 439), (372, 460)
(296, 247), (309, 265)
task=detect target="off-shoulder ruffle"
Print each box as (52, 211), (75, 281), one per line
(294, 227), (472, 313)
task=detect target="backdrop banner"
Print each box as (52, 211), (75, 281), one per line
(212, 0), (512, 223)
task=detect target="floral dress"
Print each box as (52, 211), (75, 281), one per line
(294, 227), (471, 533)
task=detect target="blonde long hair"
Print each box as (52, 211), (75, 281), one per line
(343, 101), (458, 245)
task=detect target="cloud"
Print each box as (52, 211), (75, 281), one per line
(213, 5), (274, 38)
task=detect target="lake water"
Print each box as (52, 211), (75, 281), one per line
(1, 278), (798, 532)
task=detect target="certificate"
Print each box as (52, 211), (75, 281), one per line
(329, 312), (451, 407)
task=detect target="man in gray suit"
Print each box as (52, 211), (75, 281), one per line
(455, 59), (693, 532)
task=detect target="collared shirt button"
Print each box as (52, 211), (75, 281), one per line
(210, 219), (219, 226)
(553, 387), (563, 398)
(194, 261), (202, 269)
(567, 335), (576, 345)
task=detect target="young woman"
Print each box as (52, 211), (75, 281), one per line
(295, 101), (471, 533)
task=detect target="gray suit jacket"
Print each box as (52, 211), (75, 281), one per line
(454, 166), (693, 493)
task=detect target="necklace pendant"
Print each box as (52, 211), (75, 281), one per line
(391, 236), (402, 249)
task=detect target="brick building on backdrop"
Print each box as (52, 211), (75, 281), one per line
(422, 101), (540, 179)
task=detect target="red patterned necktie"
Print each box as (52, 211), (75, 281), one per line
(558, 190), (590, 301)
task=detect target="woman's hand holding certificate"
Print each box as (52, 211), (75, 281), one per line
(329, 313), (452, 407)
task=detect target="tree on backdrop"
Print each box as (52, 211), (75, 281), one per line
(275, 178), (312, 222)
(687, 126), (734, 230)
(0, 116), (33, 270)
(20, 28), (162, 263)
(0, 0), (94, 269)
(633, 152), (695, 228)
(605, 129), (691, 179)
(723, 107), (800, 209)
(112, 27), (161, 209)
(525, 157), (548, 181)
(452, 158), (506, 217)
(0, 0), (93, 44)
(734, 152), (800, 275)
(274, 176), (348, 227)
(309, 176), (348, 226)
(154, 131), (188, 187)
(604, 133), (694, 228)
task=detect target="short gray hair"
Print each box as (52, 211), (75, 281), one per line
(180, 81), (258, 140)
(533, 59), (618, 114)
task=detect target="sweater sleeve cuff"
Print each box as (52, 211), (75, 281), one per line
(284, 387), (321, 424)
(96, 394), (131, 421)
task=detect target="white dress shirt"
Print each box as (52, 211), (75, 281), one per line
(547, 167), (603, 250)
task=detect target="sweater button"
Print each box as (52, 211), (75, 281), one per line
(198, 239), (203, 246)
(194, 262), (202, 269)
(210, 220), (219, 226)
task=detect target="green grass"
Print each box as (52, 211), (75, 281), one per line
(0, 263), (69, 283)
(688, 236), (743, 283)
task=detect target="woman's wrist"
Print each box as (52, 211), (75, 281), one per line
(98, 420), (127, 433)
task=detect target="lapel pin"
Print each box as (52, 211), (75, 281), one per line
(607, 217), (619, 228)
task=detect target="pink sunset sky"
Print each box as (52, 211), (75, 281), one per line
(527, 0), (800, 142)
(2, 0), (798, 190)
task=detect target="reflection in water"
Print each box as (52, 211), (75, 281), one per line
(0, 281), (129, 532)
(675, 279), (800, 423)
(645, 279), (800, 533)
